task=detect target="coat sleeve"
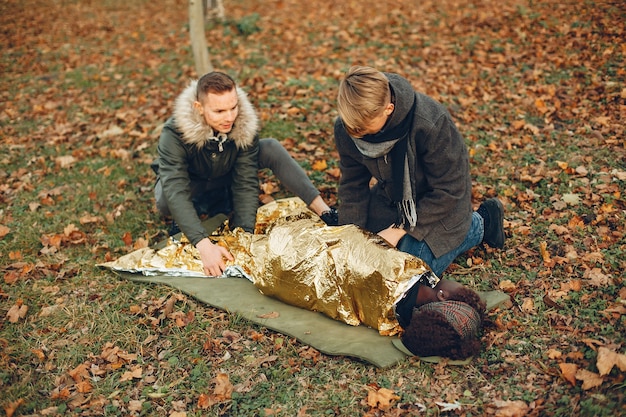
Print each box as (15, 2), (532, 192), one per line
(334, 118), (372, 228)
(230, 136), (260, 232)
(157, 121), (209, 245)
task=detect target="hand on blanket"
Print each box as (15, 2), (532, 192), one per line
(377, 226), (407, 247)
(196, 238), (234, 276)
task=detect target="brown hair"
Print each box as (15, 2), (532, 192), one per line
(337, 66), (391, 138)
(196, 71), (236, 103)
(401, 287), (486, 359)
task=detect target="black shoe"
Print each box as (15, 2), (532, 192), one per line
(168, 221), (181, 236)
(320, 208), (338, 226)
(478, 198), (505, 248)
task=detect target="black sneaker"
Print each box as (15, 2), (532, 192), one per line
(478, 198), (505, 248)
(168, 221), (181, 236)
(320, 208), (338, 226)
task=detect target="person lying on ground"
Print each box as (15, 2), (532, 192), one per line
(235, 215), (486, 360)
(111, 207), (487, 359)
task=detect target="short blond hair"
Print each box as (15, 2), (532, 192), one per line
(337, 66), (391, 138)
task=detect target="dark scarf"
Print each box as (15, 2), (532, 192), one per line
(359, 95), (418, 229)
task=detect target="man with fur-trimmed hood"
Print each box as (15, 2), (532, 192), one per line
(153, 72), (337, 276)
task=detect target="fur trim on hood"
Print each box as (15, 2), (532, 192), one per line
(173, 80), (259, 149)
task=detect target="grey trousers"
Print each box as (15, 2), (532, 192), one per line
(155, 138), (320, 216)
(257, 137), (320, 204)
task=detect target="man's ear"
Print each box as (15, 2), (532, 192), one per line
(385, 102), (395, 116)
(193, 100), (203, 112)
(436, 289), (446, 301)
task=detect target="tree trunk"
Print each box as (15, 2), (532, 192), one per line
(205, 0), (225, 20)
(189, 0), (213, 76)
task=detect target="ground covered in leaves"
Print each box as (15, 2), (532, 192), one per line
(1, 0), (625, 416)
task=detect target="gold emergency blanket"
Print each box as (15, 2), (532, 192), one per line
(100, 198), (435, 336)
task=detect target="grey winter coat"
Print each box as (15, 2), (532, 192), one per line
(334, 73), (473, 258)
(153, 80), (260, 245)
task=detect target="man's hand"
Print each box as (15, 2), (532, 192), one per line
(377, 226), (407, 247)
(196, 238), (234, 276)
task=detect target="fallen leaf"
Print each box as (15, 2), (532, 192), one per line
(120, 366), (142, 382)
(543, 294), (562, 310)
(498, 280), (516, 291)
(3, 399), (25, 417)
(596, 347), (626, 376)
(559, 362), (577, 386)
(581, 338), (603, 351)
(260, 182), (279, 195)
(521, 297), (535, 313)
(286, 106), (301, 116)
(311, 159), (327, 171)
(122, 231), (133, 246)
(584, 268), (613, 287)
(6, 301), (28, 323)
(327, 167), (341, 178)
(100, 125), (125, 138)
(562, 193), (580, 205)
(4, 271), (19, 285)
(31, 349), (46, 361)
(0, 224), (10, 239)
(211, 373), (233, 402)
(534, 98), (548, 114)
(546, 349), (562, 359)
(134, 237), (149, 249)
(435, 400), (462, 412)
(50, 387), (71, 400)
(568, 215), (585, 228)
(79, 214), (103, 224)
(568, 280), (582, 291)
(76, 380), (93, 393)
(575, 368), (604, 390)
(197, 393), (211, 409)
(69, 363), (90, 382)
(297, 406), (310, 416)
(539, 241), (552, 264)
(128, 400), (143, 412)
(55, 155), (76, 168)
(366, 387), (400, 410)
(257, 311), (280, 319)
(611, 169), (626, 180)
(492, 399), (529, 417)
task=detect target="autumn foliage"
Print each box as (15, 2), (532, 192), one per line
(1, 0), (625, 415)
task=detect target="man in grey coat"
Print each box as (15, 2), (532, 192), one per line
(334, 66), (505, 276)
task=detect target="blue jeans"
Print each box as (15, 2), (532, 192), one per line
(397, 212), (484, 277)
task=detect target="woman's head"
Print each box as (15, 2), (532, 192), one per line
(337, 66), (393, 138)
(401, 283), (486, 359)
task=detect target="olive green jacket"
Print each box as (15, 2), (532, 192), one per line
(154, 80), (260, 244)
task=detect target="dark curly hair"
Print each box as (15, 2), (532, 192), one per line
(401, 287), (486, 359)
